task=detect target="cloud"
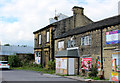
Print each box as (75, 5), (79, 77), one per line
(0, 0), (119, 46)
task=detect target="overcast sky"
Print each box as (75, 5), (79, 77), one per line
(0, 0), (119, 47)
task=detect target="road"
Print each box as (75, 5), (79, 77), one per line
(1, 69), (78, 82)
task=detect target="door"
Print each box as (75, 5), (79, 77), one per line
(45, 51), (49, 68)
(68, 58), (75, 75)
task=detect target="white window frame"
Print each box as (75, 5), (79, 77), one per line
(39, 35), (41, 44)
(58, 41), (64, 49)
(81, 35), (91, 46)
(47, 31), (49, 42)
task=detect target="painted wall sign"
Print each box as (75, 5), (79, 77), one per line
(106, 30), (120, 44)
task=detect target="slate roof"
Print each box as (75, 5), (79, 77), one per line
(56, 49), (79, 58)
(55, 15), (120, 39)
(0, 45), (34, 55)
(33, 24), (55, 34)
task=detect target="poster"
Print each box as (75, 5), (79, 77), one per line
(56, 58), (61, 69)
(112, 53), (120, 71)
(106, 30), (120, 44)
(56, 58), (67, 69)
(112, 72), (119, 81)
(35, 57), (40, 64)
(97, 59), (101, 71)
(61, 58), (67, 69)
(81, 58), (91, 70)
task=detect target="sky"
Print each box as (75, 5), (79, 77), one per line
(0, 0), (119, 47)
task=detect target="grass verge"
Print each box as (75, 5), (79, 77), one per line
(11, 66), (55, 74)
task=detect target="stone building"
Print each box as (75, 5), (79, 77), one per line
(33, 25), (55, 67)
(54, 15), (120, 79)
(33, 6), (93, 67)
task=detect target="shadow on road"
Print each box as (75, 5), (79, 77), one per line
(0, 69), (12, 71)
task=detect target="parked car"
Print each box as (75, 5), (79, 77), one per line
(0, 61), (10, 69)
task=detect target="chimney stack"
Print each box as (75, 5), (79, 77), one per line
(72, 6), (84, 15)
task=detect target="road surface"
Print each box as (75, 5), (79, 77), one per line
(1, 69), (78, 82)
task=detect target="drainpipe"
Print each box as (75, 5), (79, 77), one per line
(51, 28), (55, 61)
(101, 28), (103, 69)
(78, 57), (80, 75)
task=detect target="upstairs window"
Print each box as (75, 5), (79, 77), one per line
(47, 31), (49, 42)
(81, 35), (91, 46)
(39, 34), (41, 44)
(58, 41), (64, 49)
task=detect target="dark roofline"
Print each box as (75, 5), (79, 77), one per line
(55, 15), (120, 40)
(33, 24), (55, 34)
(72, 6), (84, 9)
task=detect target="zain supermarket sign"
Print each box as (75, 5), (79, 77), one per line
(106, 30), (120, 44)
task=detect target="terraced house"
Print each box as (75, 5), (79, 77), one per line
(33, 6), (93, 67)
(55, 15), (120, 79)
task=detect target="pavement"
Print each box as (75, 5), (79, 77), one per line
(63, 76), (112, 83)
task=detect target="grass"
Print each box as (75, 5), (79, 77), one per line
(11, 66), (55, 74)
(85, 76), (100, 80)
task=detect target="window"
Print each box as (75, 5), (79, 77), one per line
(38, 52), (41, 57)
(39, 34), (41, 44)
(35, 52), (41, 64)
(68, 40), (75, 47)
(81, 35), (91, 46)
(47, 31), (49, 42)
(58, 41), (64, 49)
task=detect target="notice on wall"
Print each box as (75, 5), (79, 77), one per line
(81, 58), (91, 70)
(106, 30), (120, 44)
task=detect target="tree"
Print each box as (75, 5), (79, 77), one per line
(4, 44), (10, 46)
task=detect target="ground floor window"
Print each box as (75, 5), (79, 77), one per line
(35, 51), (41, 64)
